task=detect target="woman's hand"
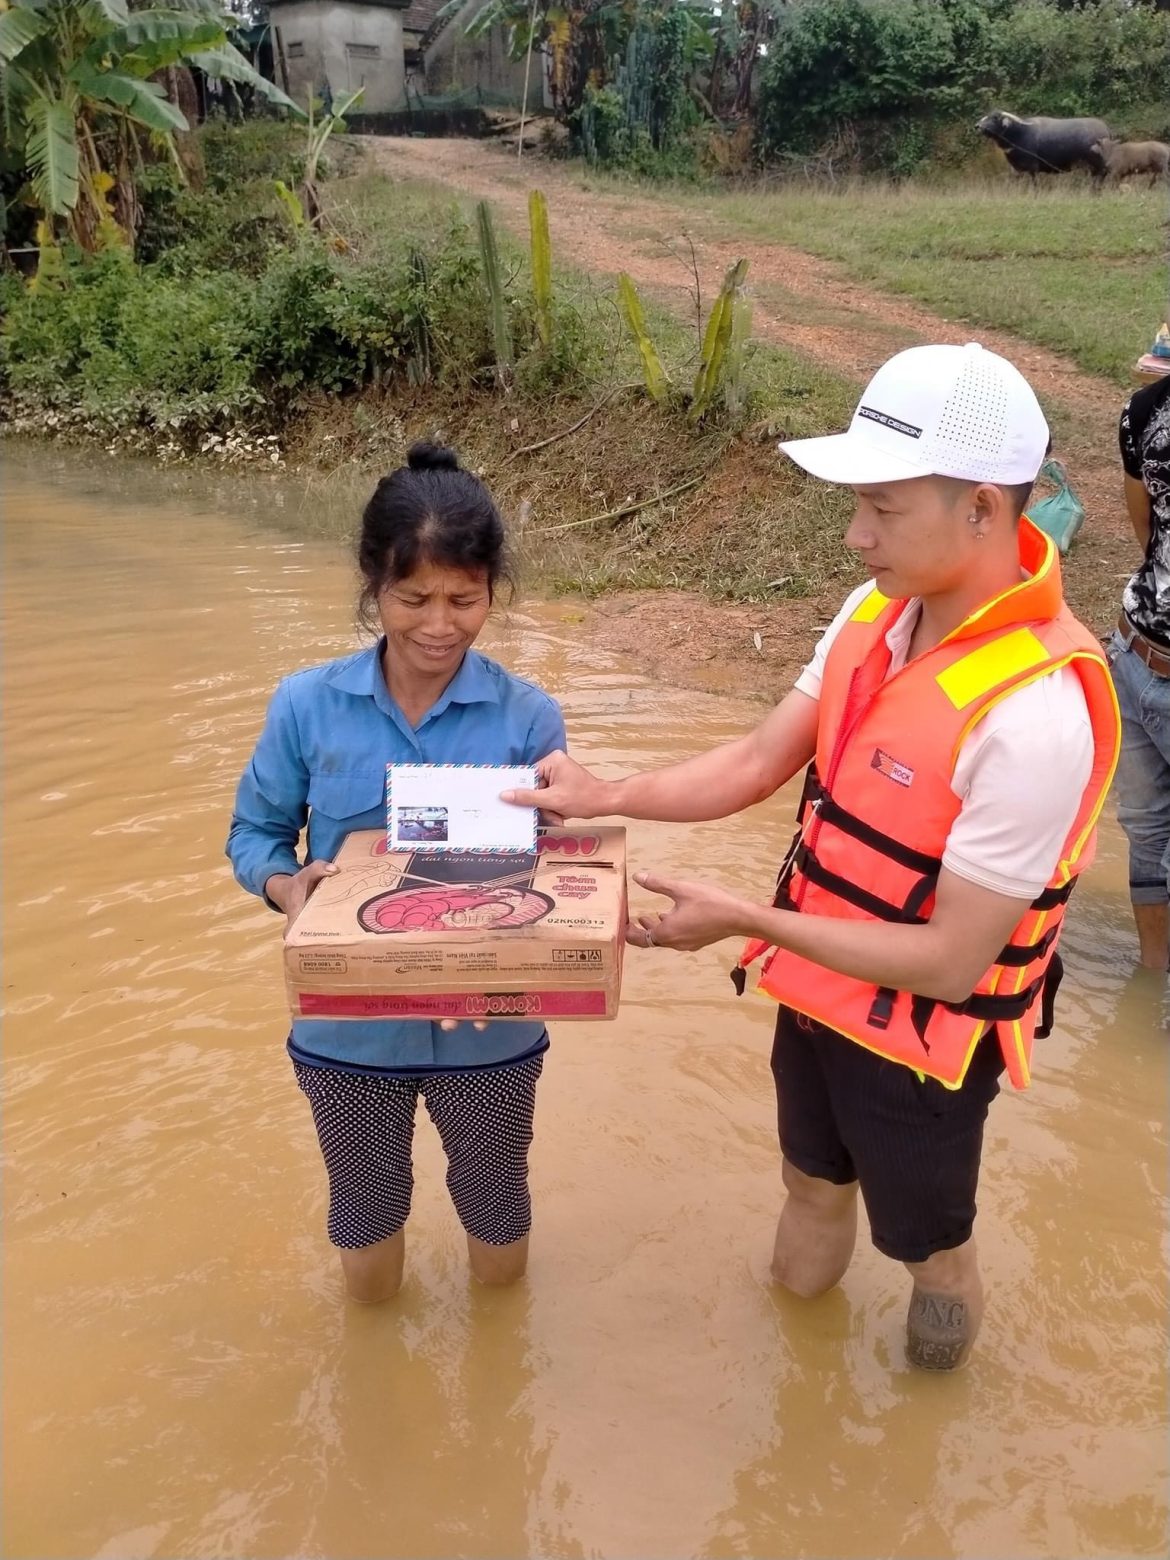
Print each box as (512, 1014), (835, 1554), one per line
(502, 749), (610, 823)
(266, 861), (340, 934)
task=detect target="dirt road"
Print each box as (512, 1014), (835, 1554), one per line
(365, 137), (1127, 504)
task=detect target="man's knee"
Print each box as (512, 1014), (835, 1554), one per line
(781, 1156), (857, 1212)
(773, 1158), (859, 1298)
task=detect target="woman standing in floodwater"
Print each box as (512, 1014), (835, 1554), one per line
(226, 445), (566, 1300)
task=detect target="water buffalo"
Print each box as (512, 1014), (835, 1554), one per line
(976, 110), (1112, 180)
(1091, 138), (1170, 187)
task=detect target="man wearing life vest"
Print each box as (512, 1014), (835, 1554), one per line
(504, 344), (1119, 1370)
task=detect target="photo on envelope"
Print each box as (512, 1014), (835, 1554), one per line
(386, 763), (537, 854)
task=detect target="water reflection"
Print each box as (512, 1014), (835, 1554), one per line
(2, 448), (1166, 1560)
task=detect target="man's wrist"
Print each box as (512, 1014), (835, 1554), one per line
(590, 774), (622, 819)
(739, 902), (792, 945)
(608, 774), (651, 819)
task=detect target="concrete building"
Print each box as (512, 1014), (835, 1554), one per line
(268, 0), (411, 113)
(400, 0), (527, 106)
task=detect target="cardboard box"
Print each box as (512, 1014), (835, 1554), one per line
(284, 828), (627, 1022)
(1136, 352), (1170, 383)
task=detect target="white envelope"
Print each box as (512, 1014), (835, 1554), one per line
(386, 763), (537, 854)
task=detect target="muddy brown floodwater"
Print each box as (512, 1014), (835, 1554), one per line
(3, 449), (1167, 1560)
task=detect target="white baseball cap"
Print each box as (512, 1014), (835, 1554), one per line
(780, 342), (1049, 487)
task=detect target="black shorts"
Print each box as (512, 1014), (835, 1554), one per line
(770, 1006), (1004, 1265)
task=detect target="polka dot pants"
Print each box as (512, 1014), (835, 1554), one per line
(293, 1055), (544, 1249)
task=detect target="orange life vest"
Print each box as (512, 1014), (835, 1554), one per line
(736, 519), (1120, 1090)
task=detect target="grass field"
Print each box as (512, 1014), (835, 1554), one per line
(595, 174), (1168, 384)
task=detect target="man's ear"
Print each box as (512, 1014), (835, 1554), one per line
(973, 482), (1010, 525)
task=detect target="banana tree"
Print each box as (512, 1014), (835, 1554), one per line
(448, 0), (592, 117)
(0, 0), (302, 249)
(299, 85), (362, 230)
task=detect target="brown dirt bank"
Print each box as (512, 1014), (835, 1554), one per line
(286, 381), (1127, 706)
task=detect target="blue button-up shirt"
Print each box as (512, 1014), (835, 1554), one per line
(227, 643), (566, 1074)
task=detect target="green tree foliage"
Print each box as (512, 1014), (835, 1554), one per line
(573, 4), (711, 173)
(0, 160), (600, 448)
(756, 0), (1170, 175)
(457, 0), (713, 169)
(0, 0), (299, 248)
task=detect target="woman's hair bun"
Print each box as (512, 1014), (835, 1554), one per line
(407, 441), (460, 473)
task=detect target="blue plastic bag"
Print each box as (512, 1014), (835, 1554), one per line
(1026, 459), (1085, 555)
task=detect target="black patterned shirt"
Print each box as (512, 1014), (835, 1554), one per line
(1119, 374), (1170, 649)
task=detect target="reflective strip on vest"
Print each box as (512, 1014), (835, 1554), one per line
(935, 626), (1051, 709)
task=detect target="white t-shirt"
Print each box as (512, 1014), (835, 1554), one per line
(794, 582), (1094, 900)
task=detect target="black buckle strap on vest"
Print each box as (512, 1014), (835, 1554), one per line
(1031, 879), (1077, 912)
(767, 767), (822, 912)
(902, 872), (940, 922)
(770, 854), (798, 912)
(995, 925), (1059, 968)
(806, 777), (944, 878)
(948, 973), (1046, 1023)
(795, 842), (934, 925)
(1033, 953), (1064, 1040)
(728, 771), (818, 996)
(906, 968), (1052, 1050)
(797, 763), (821, 816)
(868, 986), (897, 1033)
(910, 994), (935, 1052)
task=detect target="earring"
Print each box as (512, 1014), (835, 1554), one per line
(968, 512), (985, 541)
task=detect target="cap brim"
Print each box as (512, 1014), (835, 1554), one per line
(779, 431), (930, 486)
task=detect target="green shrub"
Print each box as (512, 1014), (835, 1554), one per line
(0, 193), (598, 449)
(137, 181), (294, 276)
(0, 249), (139, 398)
(756, 0), (1170, 176)
(571, 9), (703, 178)
(199, 120), (305, 193)
(0, 248), (261, 433)
(988, 0), (1170, 125)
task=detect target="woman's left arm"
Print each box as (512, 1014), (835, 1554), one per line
(525, 695), (568, 763)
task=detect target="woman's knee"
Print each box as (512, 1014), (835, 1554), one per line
(467, 1232), (529, 1286)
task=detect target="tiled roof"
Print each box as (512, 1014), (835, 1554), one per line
(403, 0), (447, 34)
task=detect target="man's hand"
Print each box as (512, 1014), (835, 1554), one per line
(627, 870), (751, 953)
(266, 860), (339, 934)
(501, 749), (610, 823)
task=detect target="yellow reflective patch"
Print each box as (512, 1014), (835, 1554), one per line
(936, 627), (1051, 709)
(850, 588), (890, 623)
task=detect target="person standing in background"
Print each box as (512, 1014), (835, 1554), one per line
(1114, 370), (1170, 970)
